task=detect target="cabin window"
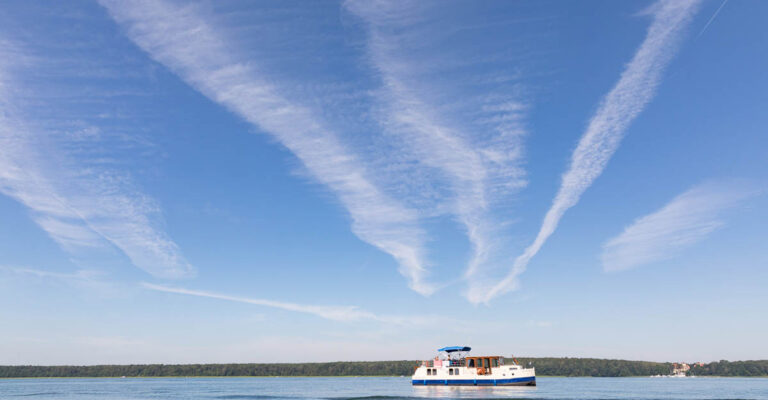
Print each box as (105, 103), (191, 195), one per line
(468, 359), (475, 368)
(455, 368), (460, 375)
(493, 358), (499, 368)
(426, 369), (431, 376)
(449, 369), (453, 375)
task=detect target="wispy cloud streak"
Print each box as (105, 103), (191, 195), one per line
(0, 265), (102, 282)
(602, 181), (758, 271)
(101, 0), (434, 294)
(0, 265), (116, 293)
(345, 1), (528, 285)
(0, 43), (193, 279)
(477, 0), (702, 303)
(143, 282), (379, 322)
(143, 282), (448, 326)
(0, 124), (193, 279)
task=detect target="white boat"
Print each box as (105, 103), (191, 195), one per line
(412, 346), (536, 386)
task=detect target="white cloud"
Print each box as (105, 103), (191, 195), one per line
(345, 1), (528, 288)
(0, 45), (194, 279)
(143, 282), (380, 322)
(475, 0), (702, 303)
(602, 181), (759, 272)
(0, 265), (101, 281)
(100, 0), (434, 295)
(142, 282), (451, 326)
(0, 265), (115, 293)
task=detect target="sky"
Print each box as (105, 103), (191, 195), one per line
(1, 0), (767, 365)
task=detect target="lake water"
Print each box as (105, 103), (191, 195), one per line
(1, 377), (766, 400)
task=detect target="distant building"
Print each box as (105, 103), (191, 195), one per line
(671, 363), (691, 375)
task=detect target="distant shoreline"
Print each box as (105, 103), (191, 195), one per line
(2, 358), (767, 379)
(1, 375), (767, 380)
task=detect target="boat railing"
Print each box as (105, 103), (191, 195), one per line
(420, 359), (467, 368)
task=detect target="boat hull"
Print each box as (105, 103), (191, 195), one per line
(411, 376), (536, 386)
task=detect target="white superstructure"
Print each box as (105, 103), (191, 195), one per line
(411, 346), (536, 386)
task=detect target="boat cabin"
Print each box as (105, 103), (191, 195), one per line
(419, 346), (513, 375)
(465, 356), (503, 374)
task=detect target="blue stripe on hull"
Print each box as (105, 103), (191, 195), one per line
(411, 376), (535, 386)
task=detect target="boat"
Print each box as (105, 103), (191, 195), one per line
(412, 346), (536, 386)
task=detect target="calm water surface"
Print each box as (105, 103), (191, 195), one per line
(1, 377), (766, 400)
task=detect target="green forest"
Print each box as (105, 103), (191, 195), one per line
(1, 358), (767, 378)
(688, 360), (768, 377)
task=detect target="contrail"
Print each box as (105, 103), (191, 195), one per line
(0, 41), (194, 279)
(100, 0), (435, 295)
(142, 282), (455, 326)
(470, 0), (702, 304)
(697, 0), (728, 39)
(344, 1), (529, 286)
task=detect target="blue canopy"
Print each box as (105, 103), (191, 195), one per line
(438, 346), (471, 353)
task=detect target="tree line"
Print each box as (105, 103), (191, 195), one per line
(513, 357), (671, 377)
(1, 358), (766, 378)
(688, 360), (768, 377)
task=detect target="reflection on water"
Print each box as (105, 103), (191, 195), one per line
(412, 384), (537, 398)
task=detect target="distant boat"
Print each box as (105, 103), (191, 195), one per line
(412, 346), (536, 386)
(651, 372), (693, 378)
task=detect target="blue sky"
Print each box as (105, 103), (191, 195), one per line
(1, 0), (767, 365)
